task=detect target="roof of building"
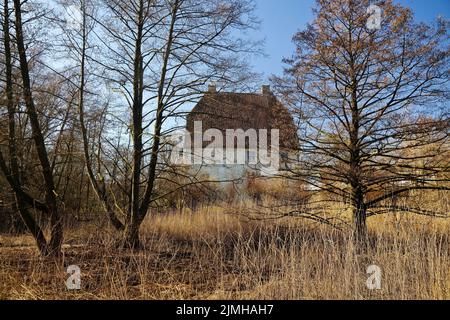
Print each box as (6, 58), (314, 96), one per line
(186, 86), (299, 150)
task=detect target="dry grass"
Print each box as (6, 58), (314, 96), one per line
(0, 201), (449, 300)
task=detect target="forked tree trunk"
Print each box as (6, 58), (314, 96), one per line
(13, 0), (63, 256)
(121, 0), (179, 249)
(1, 0), (51, 256)
(76, 0), (124, 232)
(0, 154), (50, 255)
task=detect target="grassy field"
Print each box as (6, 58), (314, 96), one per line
(1, 200), (449, 300)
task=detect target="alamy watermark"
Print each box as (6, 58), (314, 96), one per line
(366, 265), (382, 290)
(66, 265), (81, 290)
(367, 2), (382, 30)
(170, 121), (281, 173)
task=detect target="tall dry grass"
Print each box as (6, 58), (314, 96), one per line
(0, 197), (449, 300)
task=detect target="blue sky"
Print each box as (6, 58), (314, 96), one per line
(252, 0), (450, 82)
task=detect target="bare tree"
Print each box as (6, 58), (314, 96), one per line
(53, 0), (126, 230)
(64, 0), (259, 247)
(273, 0), (449, 243)
(0, 0), (65, 256)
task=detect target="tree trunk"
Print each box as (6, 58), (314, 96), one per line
(122, 221), (141, 249)
(1, 0), (52, 256)
(348, 43), (367, 249)
(13, 0), (63, 256)
(76, 0), (124, 231)
(139, 0), (179, 217)
(127, 1), (179, 250)
(15, 195), (50, 255)
(352, 186), (368, 245)
(0, 153), (50, 256)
